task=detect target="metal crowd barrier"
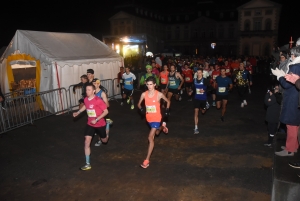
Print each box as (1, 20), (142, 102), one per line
(0, 88), (69, 134)
(4, 87), (36, 99)
(68, 84), (83, 111)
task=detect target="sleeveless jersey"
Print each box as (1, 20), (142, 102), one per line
(160, 71), (169, 84)
(168, 72), (180, 89)
(145, 90), (161, 122)
(194, 78), (207, 100)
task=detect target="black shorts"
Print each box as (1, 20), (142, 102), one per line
(168, 88), (179, 95)
(194, 99), (207, 110)
(184, 82), (193, 88)
(123, 88), (134, 97)
(84, 124), (106, 138)
(216, 94), (228, 101)
(160, 84), (167, 89)
(210, 89), (216, 94)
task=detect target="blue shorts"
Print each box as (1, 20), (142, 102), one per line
(148, 122), (161, 129)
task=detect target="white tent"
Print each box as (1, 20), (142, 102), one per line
(0, 30), (123, 94)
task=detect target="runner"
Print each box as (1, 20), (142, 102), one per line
(167, 64), (184, 104)
(159, 65), (169, 107)
(233, 63), (252, 107)
(117, 67), (125, 95)
(139, 65), (159, 91)
(92, 78), (111, 147)
(214, 68), (233, 122)
(210, 64), (221, 106)
(182, 63), (194, 101)
(72, 74), (88, 109)
(73, 83), (109, 171)
(121, 66), (136, 109)
(188, 68), (210, 134)
(137, 76), (170, 169)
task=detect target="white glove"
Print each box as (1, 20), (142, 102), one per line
(271, 68), (286, 80)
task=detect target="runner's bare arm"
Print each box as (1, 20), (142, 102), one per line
(137, 92), (145, 109)
(177, 72), (184, 89)
(91, 109), (109, 125)
(73, 105), (86, 117)
(101, 92), (110, 107)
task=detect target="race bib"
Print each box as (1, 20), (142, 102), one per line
(170, 81), (176, 86)
(146, 105), (157, 113)
(120, 80), (123, 83)
(125, 81), (131, 85)
(226, 69), (230, 73)
(185, 77), (190, 81)
(196, 89), (203, 94)
(218, 87), (226, 93)
(213, 75), (217, 80)
(161, 78), (166, 83)
(86, 109), (96, 117)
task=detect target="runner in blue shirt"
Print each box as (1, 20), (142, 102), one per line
(214, 68), (233, 122)
(121, 67), (136, 109)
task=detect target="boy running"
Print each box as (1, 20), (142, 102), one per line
(137, 76), (170, 169)
(121, 67), (136, 109)
(73, 83), (109, 170)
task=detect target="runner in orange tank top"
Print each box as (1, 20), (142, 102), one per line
(137, 76), (170, 169)
(159, 65), (169, 107)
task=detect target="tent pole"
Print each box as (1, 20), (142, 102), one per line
(55, 62), (63, 112)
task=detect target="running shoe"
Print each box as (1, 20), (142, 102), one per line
(95, 140), (102, 146)
(120, 102), (124, 106)
(263, 142), (272, 147)
(289, 161), (300, 169)
(206, 102), (210, 109)
(80, 164), (91, 170)
(243, 100), (247, 106)
(131, 105), (134, 110)
(241, 103), (244, 108)
(220, 116), (224, 122)
(194, 129), (199, 134)
(127, 98), (130, 104)
(106, 118), (113, 125)
(140, 160), (150, 168)
(162, 122), (168, 133)
(179, 96), (182, 101)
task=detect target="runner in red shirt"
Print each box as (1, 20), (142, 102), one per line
(245, 61), (253, 75)
(223, 60), (232, 77)
(182, 63), (194, 101)
(73, 83), (109, 171)
(160, 65), (169, 106)
(210, 64), (221, 106)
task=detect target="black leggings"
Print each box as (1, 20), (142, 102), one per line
(237, 86), (248, 102)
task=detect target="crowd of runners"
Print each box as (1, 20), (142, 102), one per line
(71, 57), (253, 170)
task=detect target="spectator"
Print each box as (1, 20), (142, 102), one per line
(73, 74), (88, 109)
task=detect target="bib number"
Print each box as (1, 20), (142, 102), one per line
(196, 89), (203, 94)
(125, 81), (131, 85)
(185, 77), (190, 81)
(213, 75), (217, 80)
(146, 105), (157, 113)
(120, 80), (123, 83)
(161, 78), (166, 83)
(218, 87), (226, 93)
(86, 109), (96, 117)
(170, 81), (176, 86)
(226, 69), (230, 73)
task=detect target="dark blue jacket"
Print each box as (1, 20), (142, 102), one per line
(279, 63), (300, 125)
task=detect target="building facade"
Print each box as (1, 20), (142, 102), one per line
(104, 0), (281, 57)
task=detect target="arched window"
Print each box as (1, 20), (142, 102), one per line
(244, 20), (251, 31)
(265, 19), (272, 30)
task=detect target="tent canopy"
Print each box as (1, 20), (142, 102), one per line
(1, 30), (122, 67)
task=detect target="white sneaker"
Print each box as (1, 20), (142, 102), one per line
(95, 140), (102, 146)
(241, 103), (244, 108)
(243, 100), (247, 106)
(179, 96), (182, 101)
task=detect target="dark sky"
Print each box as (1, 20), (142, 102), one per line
(0, 0), (298, 48)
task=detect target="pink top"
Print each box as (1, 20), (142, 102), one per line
(84, 96), (107, 127)
(152, 68), (160, 76)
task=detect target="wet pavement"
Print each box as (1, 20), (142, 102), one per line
(0, 74), (274, 201)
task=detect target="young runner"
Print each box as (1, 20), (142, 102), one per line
(210, 64), (221, 106)
(182, 63), (194, 101)
(167, 65), (184, 104)
(214, 68), (233, 122)
(137, 76), (170, 169)
(121, 67), (136, 109)
(189, 68), (210, 134)
(73, 83), (109, 171)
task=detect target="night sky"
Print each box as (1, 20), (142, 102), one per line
(0, 0), (298, 49)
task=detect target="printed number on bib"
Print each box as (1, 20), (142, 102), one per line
(226, 69), (230, 73)
(170, 81), (176, 86)
(120, 80), (123, 83)
(196, 89), (203, 94)
(125, 81), (131, 85)
(185, 77), (190, 81)
(86, 109), (96, 117)
(161, 78), (166, 83)
(146, 105), (157, 113)
(218, 87), (226, 93)
(213, 75), (217, 79)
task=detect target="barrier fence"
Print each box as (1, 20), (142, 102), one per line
(1, 78), (123, 134)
